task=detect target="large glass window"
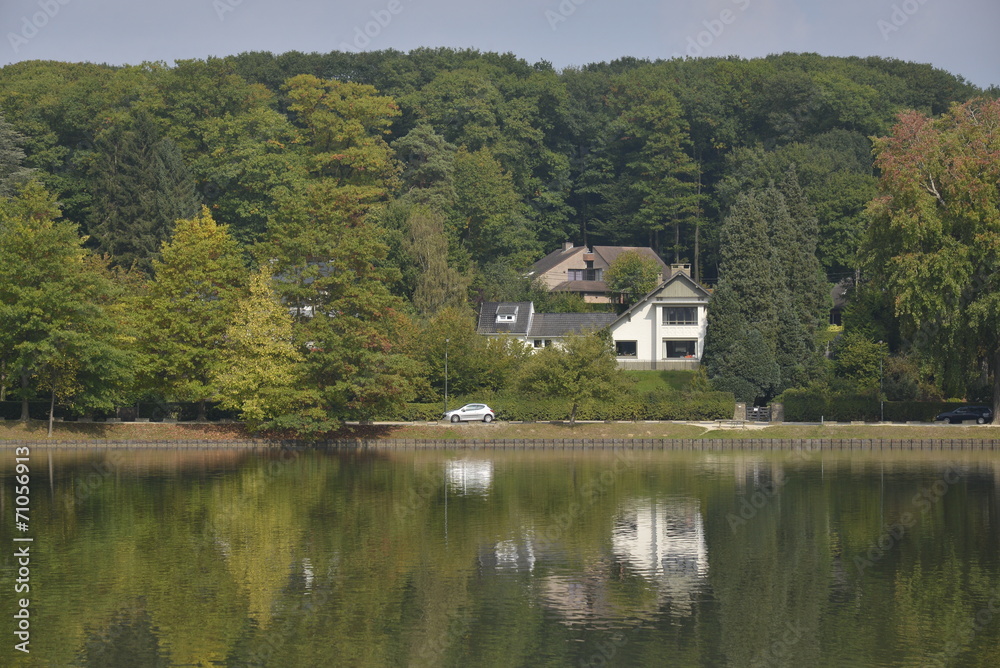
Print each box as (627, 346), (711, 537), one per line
(664, 340), (697, 358)
(615, 341), (637, 357)
(662, 307), (697, 325)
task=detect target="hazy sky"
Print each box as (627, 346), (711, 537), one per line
(1, 0), (997, 88)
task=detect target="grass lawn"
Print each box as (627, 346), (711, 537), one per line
(3, 418), (1000, 444)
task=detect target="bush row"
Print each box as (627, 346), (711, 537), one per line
(777, 389), (970, 422)
(387, 392), (735, 422)
(0, 401), (239, 422)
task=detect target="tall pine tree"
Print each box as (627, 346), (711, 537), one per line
(88, 111), (199, 273)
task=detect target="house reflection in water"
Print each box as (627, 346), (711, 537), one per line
(540, 498), (710, 625)
(445, 459), (494, 495)
(611, 499), (709, 615)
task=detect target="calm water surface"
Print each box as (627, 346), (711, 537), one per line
(1, 447), (999, 667)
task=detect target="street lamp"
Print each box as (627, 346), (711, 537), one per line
(878, 340), (884, 423)
(444, 338), (450, 415)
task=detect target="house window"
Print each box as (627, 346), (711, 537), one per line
(544, 340), (552, 347)
(533, 339), (544, 348)
(664, 340), (697, 358)
(615, 341), (637, 357)
(568, 269), (583, 281)
(662, 307), (697, 325)
(568, 268), (602, 281)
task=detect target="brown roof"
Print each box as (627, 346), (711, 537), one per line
(527, 245), (584, 277)
(551, 280), (608, 293)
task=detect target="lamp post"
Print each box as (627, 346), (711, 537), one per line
(444, 338), (450, 415)
(878, 340), (884, 423)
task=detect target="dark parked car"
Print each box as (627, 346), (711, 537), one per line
(934, 406), (993, 424)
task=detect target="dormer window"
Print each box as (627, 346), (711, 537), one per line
(496, 305), (518, 323)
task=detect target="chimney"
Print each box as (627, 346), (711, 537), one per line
(562, 241), (574, 251)
(671, 263), (691, 277)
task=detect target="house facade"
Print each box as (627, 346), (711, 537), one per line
(477, 268), (710, 369)
(526, 243), (671, 303)
(609, 269), (710, 370)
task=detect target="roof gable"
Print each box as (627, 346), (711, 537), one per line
(610, 272), (711, 327)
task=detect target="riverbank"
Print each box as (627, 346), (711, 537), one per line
(2, 418), (1000, 445)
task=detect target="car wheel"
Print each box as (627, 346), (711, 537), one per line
(483, 414), (493, 423)
(450, 415), (460, 423)
(946, 418), (953, 424)
(977, 417), (986, 424)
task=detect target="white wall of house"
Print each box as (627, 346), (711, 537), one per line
(609, 278), (708, 367)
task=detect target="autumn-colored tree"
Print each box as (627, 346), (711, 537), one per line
(212, 265), (307, 431)
(863, 98), (1000, 419)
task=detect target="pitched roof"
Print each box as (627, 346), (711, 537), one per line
(527, 312), (618, 338)
(551, 280), (608, 293)
(610, 272), (712, 328)
(477, 302), (533, 334)
(527, 245), (583, 277)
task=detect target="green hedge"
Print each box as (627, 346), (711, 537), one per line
(777, 388), (967, 422)
(382, 392), (735, 422)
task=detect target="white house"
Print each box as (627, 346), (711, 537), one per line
(608, 265), (710, 370)
(476, 265), (710, 368)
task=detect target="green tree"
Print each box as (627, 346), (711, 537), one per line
(517, 332), (623, 423)
(863, 98), (1000, 419)
(137, 206), (247, 420)
(833, 333), (888, 392)
(0, 181), (132, 429)
(88, 111), (200, 273)
(211, 265), (306, 431)
(0, 111), (33, 196)
(704, 192), (783, 400)
(604, 250), (661, 309)
(709, 327), (781, 404)
(264, 184), (419, 432)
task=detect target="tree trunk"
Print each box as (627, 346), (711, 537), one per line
(570, 401), (578, 425)
(197, 399), (207, 422)
(694, 161), (703, 283)
(0, 359), (6, 401)
(19, 372), (30, 421)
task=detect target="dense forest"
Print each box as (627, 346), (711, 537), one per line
(0, 49), (997, 430)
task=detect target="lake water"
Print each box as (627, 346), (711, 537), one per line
(1, 446), (999, 667)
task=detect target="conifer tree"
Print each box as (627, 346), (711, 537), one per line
(0, 111), (33, 196)
(88, 111), (199, 273)
(703, 192), (782, 402)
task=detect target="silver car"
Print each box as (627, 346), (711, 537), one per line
(443, 403), (495, 423)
